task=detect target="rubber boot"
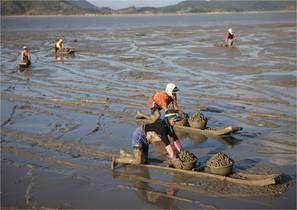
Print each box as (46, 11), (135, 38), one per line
(116, 156), (139, 165)
(165, 145), (176, 160)
(143, 149), (148, 164)
(135, 111), (150, 119)
(111, 152), (140, 170)
(133, 147), (145, 164)
(135, 110), (160, 123)
(174, 140), (183, 152)
(120, 148), (133, 158)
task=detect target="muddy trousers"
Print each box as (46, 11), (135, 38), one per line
(116, 145), (149, 165)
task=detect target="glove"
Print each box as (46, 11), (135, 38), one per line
(165, 144), (176, 160)
(174, 139), (182, 152)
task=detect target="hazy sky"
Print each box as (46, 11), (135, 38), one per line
(87, 0), (184, 9)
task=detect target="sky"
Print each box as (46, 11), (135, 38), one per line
(87, 0), (184, 9)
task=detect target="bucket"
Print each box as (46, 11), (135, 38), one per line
(208, 163), (233, 176)
(188, 120), (207, 129)
(182, 158), (197, 170)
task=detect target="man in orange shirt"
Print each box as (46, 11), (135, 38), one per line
(136, 83), (180, 123)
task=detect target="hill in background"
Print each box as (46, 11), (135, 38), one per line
(117, 0), (296, 14)
(1, 0), (112, 15)
(1, 0), (296, 16)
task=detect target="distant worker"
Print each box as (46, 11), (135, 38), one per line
(55, 38), (64, 52)
(20, 46), (31, 65)
(136, 83), (180, 123)
(225, 28), (235, 47)
(112, 110), (184, 169)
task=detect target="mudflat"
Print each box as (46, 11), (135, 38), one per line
(1, 12), (296, 209)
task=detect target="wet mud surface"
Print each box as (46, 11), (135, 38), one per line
(1, 13), (296, 209)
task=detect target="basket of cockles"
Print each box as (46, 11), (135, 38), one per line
(171, 149), (197, 170)
(206, 152), (234, 176)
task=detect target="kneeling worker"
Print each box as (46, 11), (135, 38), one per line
(112, 110), (183, 169)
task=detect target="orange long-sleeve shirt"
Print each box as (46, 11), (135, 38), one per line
(152, 91), (179, 112)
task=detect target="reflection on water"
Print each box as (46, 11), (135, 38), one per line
(112, 164), (293, 209)
(114, 167), (179, 209)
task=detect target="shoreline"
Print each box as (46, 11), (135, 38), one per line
(2, 10), (295, 18)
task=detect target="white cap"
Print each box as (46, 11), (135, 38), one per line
(23, 46), (27, 49)
(165, 83), (179, 97)
(228, 28), (233, 35)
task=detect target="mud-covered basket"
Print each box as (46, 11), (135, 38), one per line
(182, 158), (197, 170)
(207, 162), (233, 176)
(175, 111), (189, 126)
(178, 150), (198, 170)
(206, 152), (234, 176)
(188, 112), (208, 129)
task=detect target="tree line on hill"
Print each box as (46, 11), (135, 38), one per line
(1, 0), (295, 16)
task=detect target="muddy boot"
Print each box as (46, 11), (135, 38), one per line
(150, 109), (161, 123)
(143, 150), (149, 164)
(117, 156), (139, 165)
(120, 148), (133, 158)
(133, 145), (150, 164)
(133, 147), (144, 164)
(135, 111), (149, 119)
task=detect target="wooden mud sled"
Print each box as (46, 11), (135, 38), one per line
(121, 163), (281, 187)
(136, 118), (242, 137)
